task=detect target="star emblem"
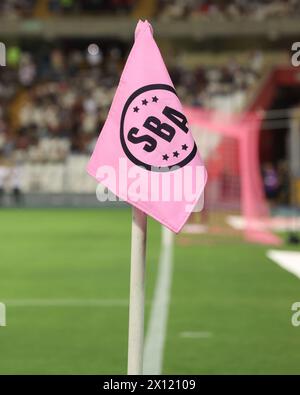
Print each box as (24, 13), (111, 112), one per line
(182, 144), (188, 151)
(133, 106), (139, 113)
(173, 151), (179, 158)
(152, 96), (158, 103)
(162, 154), (169, 161)
(142, 99), (148, 106)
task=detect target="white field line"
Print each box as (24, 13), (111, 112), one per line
(0, 302), (6, 326)
(143, 227), (174, 375)
(180, 331), (213, 339)
(267, 250), (300, 279)
(227, 215), (300, 231)
(4, 299), (128, 307)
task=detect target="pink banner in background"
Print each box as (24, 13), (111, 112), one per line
(185, 107), (282, 246)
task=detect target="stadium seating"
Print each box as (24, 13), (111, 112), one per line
(1, 1), (299, 20)
(0, 41), (270, 193)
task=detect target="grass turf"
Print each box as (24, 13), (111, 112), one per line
(0, 208), (299, 374)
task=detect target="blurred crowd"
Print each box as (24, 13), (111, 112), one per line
(170, 51), (263, 107)
(0, 44), (123, 162)
(48, 0), (136, 14)
(0, 0), (35, 17)
(262, 161), (290, 205)
(0, 0), (136, 17)
(0, 43), (263, 163)
(0, 0), (299, 19)
(158, 0), (300, 21)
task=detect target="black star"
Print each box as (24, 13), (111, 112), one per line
(133, 106), (139, 113)
(142, 99), (148, 105)
(152, 96), (158, 103)
(182, 144), (188, 151)
(173, 151), (179, 158)
(162, 154), (169, 161)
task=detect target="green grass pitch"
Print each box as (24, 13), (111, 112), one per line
(0, 208), (299, 374)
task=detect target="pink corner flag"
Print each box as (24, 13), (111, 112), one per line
(87, 20), (207, 233)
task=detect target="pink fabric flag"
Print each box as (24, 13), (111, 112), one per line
(87, 20), (207, 233)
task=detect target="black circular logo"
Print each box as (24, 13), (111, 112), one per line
(120, 84), (197, 172)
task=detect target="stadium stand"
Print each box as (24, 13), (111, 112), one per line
(0, 0), (137, 17)
(0, 42), (269, 194)
(1, 0), (299, 19)
(157, 0), (300, 20)
(0, 1), (299, 213)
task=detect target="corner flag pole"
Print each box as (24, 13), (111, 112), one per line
(127, 207), (147, 375)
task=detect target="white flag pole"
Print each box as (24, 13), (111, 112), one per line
(127, 207), (147, 375)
